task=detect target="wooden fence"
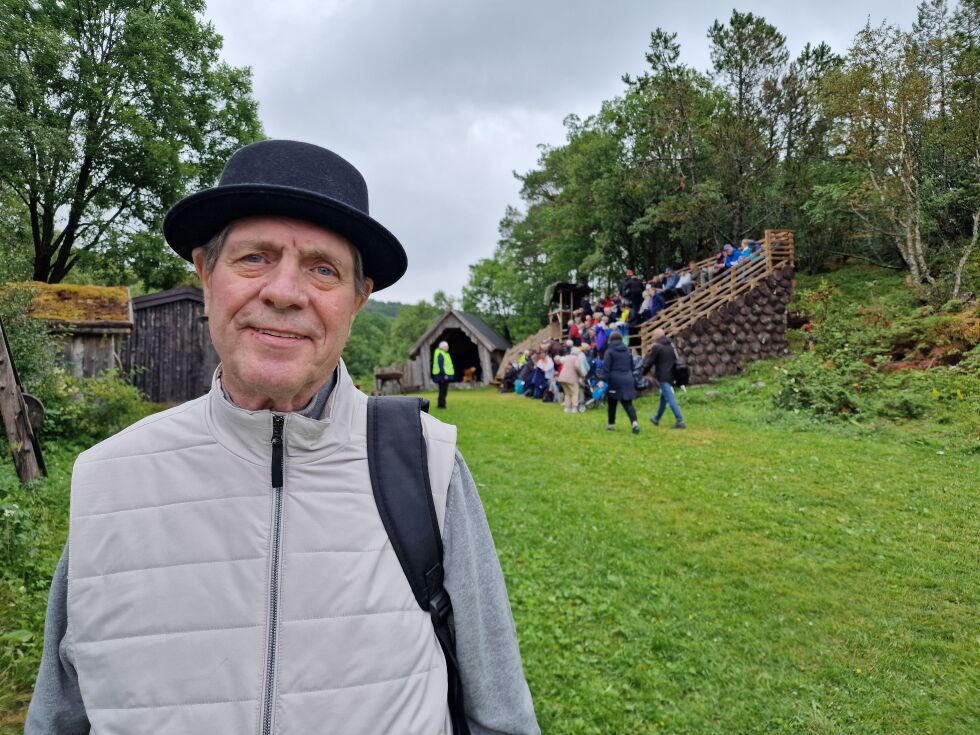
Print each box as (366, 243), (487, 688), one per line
(639, 229), (795, 353)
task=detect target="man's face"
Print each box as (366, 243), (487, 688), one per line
(193, 216), (372, 411)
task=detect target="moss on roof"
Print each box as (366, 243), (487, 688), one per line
(5, 282), (131, 323)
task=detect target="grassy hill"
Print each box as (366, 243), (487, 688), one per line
(0, 265), (977, 733)
(445, 374), (978, 734)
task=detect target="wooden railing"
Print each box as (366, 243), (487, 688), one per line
(639, 229), (795, 351)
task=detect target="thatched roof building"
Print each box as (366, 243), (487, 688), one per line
(23, 282), (133, 378)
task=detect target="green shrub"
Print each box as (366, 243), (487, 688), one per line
(961, 343), (980, 371)
(870, 393), (928, 420)
(0, 500), (37, 571)
(0, 284), (59, 400)
(39, 369), (156, 444)
(773, 351), (878, 418)
(0, 477), (59, 711)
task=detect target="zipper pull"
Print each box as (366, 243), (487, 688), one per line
(271, 414), (284, 489)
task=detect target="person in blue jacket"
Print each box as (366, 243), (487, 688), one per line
(723, 243), (741, 269)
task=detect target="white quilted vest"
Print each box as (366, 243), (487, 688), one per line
(67, 362), (457, 735)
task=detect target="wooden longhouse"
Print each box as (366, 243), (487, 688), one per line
(377, 310), (511, 392)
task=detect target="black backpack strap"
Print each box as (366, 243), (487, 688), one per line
(366, 396), (470, 735)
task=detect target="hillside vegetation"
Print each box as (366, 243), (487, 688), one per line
(463, 3), (980, 344)
(782, 264), (980, 421)
(0, 266), (977, 733)
(452, 379), (978, 734)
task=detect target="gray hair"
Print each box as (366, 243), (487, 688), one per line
(198, 222), (369, 299)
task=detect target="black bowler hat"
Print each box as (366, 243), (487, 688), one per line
(163, 140), (407, 291)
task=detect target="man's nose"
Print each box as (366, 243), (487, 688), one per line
(259, 261), (308, 310)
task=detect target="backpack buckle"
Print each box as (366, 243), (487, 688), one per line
(428, 587), (452, 624)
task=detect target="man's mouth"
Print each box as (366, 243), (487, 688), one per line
(252, 327), (307, 340)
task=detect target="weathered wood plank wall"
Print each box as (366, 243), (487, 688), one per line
(121, 292), (218, 403)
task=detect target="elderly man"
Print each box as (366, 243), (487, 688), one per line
(25, 141), (539, 735)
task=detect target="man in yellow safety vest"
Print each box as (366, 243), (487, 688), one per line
(432, 340), (455, 409)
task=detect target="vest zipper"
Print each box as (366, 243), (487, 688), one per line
(262, 414), (286, 735)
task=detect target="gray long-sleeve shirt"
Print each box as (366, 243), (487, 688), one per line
(25, 383), (539, 734)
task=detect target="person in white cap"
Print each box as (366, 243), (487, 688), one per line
(432, 339), (455, 409)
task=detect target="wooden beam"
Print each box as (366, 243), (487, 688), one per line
(0, 320), (43, 484)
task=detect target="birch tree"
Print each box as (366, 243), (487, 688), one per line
(824, 22), (935, 284)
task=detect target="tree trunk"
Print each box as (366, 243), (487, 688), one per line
(0, 324), (42, 484)
(953, 209), (980, 298)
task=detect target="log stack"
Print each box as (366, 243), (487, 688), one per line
(671, 266), (794, 384)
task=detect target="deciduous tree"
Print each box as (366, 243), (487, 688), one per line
(823, 21), (936, 284)
(0, 0), (262, 284)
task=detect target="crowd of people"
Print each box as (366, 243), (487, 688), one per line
(496, 240), (768, 432)
(561, 239), (768, 353)
(498, 327), (686, 433)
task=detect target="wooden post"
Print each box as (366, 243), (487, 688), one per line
(0, 320), (43, 484)
(559, 292), (564, 337)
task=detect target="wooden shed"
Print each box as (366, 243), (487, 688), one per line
(25, 283), (133, 377)
(121, 286), (220, 403)
(407, 310), (510, 388)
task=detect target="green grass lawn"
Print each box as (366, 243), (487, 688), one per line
(433, 377), (978, 734)
(1, 367), (977, 734)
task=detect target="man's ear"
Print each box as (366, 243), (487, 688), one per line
(353, 278), (374, 316)
(192, 248), (210, 316)
(346, 279), (374, 339)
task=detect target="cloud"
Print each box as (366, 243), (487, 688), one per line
(204, 0), (919, 303)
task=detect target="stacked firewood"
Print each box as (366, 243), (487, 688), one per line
(671, 267), (795, 384)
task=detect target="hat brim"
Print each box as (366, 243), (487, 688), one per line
(163, 184), (407, 292)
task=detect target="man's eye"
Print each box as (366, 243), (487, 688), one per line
(314, 265), (337, 277)
(243, 254), (264, 263)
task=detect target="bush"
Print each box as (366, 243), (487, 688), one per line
(0, 284), (60, 400)
(773, 351), (878, 418)
(39, 369), (156, 444)
(0, 481), (51, 699)
(0, 499), (37, 571)
(870, 392), (928, 420)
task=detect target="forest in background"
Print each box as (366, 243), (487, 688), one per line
(462, 1), (980, 342)
(1, 1), (978, 381)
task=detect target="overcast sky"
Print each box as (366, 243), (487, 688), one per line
(204, 0), (920, 304)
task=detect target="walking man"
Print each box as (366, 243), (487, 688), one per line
(433, 339), (455, 409)
(642, 327), (686, 429)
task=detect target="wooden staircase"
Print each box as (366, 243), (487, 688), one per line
(639, 229), (796, 383)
